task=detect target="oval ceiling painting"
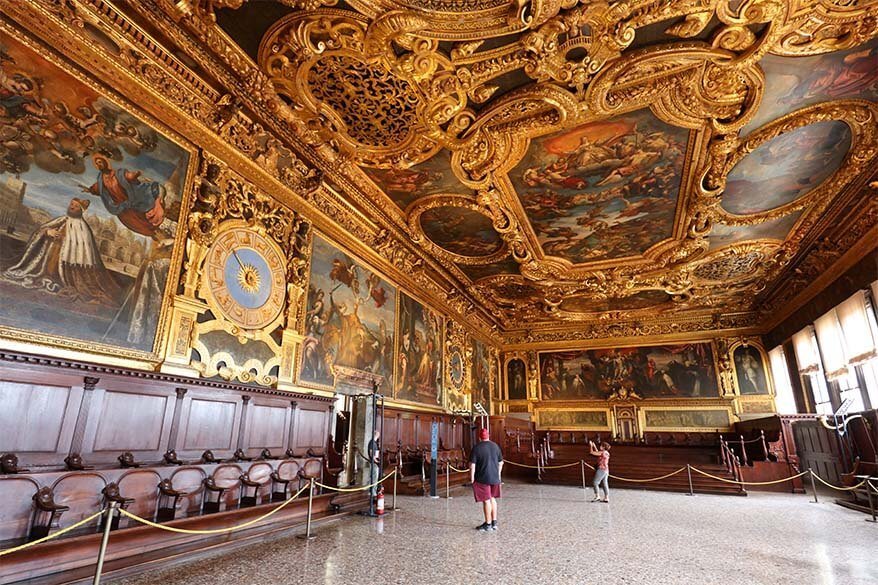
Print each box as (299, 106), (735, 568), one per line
(420, 206), (503, 257)
(559, 290), (672, 313)
(721, 120), (851, 216)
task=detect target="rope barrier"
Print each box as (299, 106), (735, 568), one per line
(448, 464), (469, 473)
(809, 472), (867, 492)
(690, 467), (810, 486)
(120, 485), (308, 535)
(580, 460), (687, 482)
(868, 480), (878, 493)
(0, 509), (105, 557)
(313, 469), (396, 492)
(503, 459), (581, 470)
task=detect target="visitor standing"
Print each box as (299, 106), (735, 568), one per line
(469, 427), (503, 532)
(589, 440), (611, 503)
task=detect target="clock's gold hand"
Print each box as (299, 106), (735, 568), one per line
(231, 250), (246, 271)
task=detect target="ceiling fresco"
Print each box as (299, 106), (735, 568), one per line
(510, 112), (689, 264)
(200, 0), (878, 339)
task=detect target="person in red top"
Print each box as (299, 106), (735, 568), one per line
(589, 440), (611, 503)
(469, 427), (503, 532)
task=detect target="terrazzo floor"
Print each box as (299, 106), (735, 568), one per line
(113, 482), (878, 585)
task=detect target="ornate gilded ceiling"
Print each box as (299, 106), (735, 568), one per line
(176, 1), (878, 342)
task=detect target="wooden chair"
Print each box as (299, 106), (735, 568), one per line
(29, 487), (69, 541)
(270, 460), (301, 502)
(239, 462), (272, 508)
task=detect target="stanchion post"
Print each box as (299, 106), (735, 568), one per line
(808, 468), (818, 504)
(93, 502), (117, 585)
(298, 477), (316, 540)
(580, 460), (586, 491)
(445, 463), (452, 499)
(865, 478), (876, 523)
(686, 464), (694, 496)
(392, 465), (399, 511)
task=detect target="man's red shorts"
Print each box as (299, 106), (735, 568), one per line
(472, 481), (501, 502)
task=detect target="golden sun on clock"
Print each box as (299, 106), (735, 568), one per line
(204, 227), (287, 330)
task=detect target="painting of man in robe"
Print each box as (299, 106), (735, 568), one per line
(540, 343), (718, 400)
(511, 111), (687, 263)
(300, 235), (396, 389)
(506, 358), (527, 400)
(644, 409), (729, 429)
(471, 338), (491, 411)
(0, 37), (188, 353)
(395, 292), (443, 406)
(722, 121), (851, 215)
(734, 345), (769, 395)
(742, 38), (878, 134)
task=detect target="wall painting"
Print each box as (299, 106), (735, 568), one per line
(471, 337), (491, 412)
(300, 235), (396, 389)
(506, 358), (528, 400)
(395, 292), (443, 406)
(538, 410), (609, 429)
(540, 343), (719, 401)
(0, 35), (190, 355)
(644, 409), (730, 430)
(733, 345), (770, 395)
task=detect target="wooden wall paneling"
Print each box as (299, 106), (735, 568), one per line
(293, 407), (328, 454)
(80, 381), (176, 466)
(243, 396), (293, 458)
(0, 477), (40, 544)
(51, 472), (106, 531)
(0, 375), (83, 468)
(383, 414), (398, 449)
(176, 390), (243, 460)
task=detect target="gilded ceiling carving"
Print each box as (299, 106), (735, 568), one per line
(9, 0), (874, 347)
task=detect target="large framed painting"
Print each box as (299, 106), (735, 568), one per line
(506, 357), (528, 400)
(732, 344), (771, 395)
(299, 234), (396, 389)
(0, 35), (192, 358)
(537, 409), (609, 430)
(471, 337), (491, 412)
(395, 291), (443, 406)
(540, 342), (719, 400)
(643, 408), (731, 431)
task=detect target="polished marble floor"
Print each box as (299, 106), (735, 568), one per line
(114, 482), (878, 585)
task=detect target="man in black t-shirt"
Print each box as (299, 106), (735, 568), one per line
(367, 430), (381, 496)
(469, 427), (503, 532)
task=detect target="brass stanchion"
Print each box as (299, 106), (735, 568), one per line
(686, 464), (694, 496)
(865, 478), (876, 523)
(808, 468), (818, 504)
(445, 463), (452, 499)
(392, 465), (399, 511)
(580, 460), (586, 491)
(297, 477), (316, 540)
(93, 502), (117, 585)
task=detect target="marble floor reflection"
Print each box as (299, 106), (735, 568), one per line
(113, 482), (878, 585)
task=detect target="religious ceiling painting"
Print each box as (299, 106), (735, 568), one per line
(458, 257), (521, 283)
(300, 234), (396, 389)
(721, 121), (852, 216)
(707, 212), (804, 252)
(418, 205), (504, 259)
(537, 410), (609, 430)
(540, 342), (719, 402)
(362, 150), (473, 212)
(395, 291), (443, 407)
(743, 38), (878, 135)
(506, 358), (527, 401)
(0, 35), (190, 356)
(510, 111), (689, 264)
(643, 409), (731, 430)
(471, 337), (491, 412)
(733, 345), (771, 396)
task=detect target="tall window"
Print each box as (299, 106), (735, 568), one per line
(769, 346), (798, 414)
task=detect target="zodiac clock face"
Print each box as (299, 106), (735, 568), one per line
(204, 227), (286, 330)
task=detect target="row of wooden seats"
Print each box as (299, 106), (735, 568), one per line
(0, 457), (324, 546)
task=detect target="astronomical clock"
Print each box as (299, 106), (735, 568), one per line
(161, 156), (314, 391)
